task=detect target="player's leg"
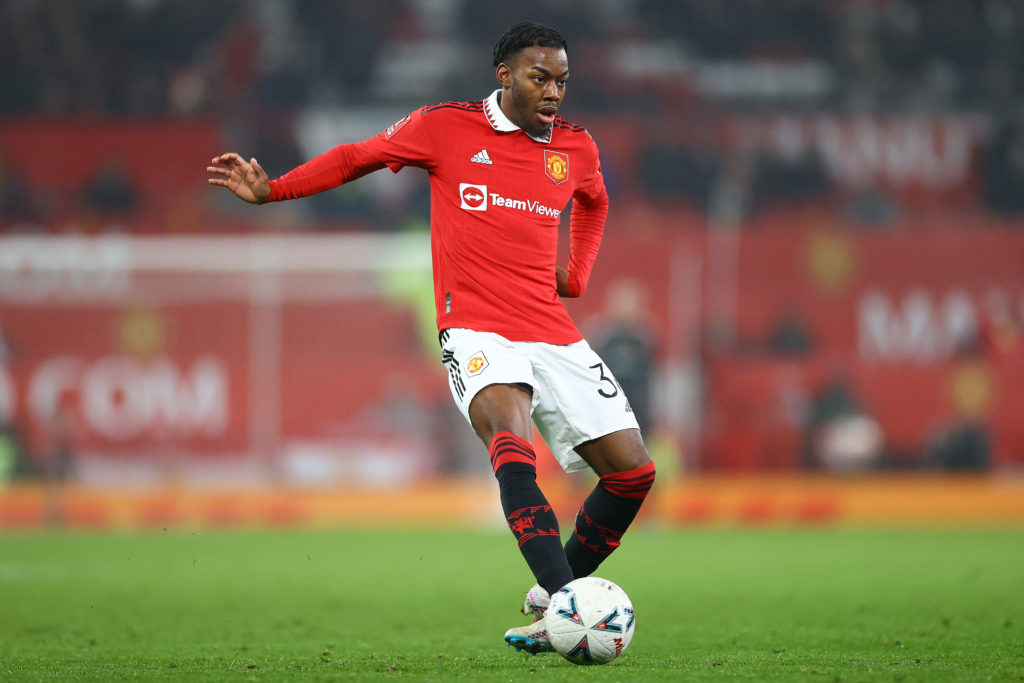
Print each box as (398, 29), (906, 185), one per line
(525, 340), (656, 580)
(565, 428), (656, 578)
(468, 383), (574, 598)
(469, 383), (566, 654)
(440, 329), (574, 599)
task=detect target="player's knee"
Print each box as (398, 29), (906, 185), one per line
(579, 428), (650, 475)
(488, 430), (538, 481)
(599, 460), (656, 500)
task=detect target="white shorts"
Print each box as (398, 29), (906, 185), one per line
(439, 328), (640, 473)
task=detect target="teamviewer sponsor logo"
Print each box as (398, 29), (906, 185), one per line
(459, 183), (561, 219)
(490, 193), (561, 219)
(460, 183), (488, 211)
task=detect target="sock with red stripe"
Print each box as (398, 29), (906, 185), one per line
(489, 431), (574, 596)
(565, 461), (656, 578)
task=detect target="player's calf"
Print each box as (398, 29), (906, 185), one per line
(490, 431), (574, 596)
(564, 461), (656, 578)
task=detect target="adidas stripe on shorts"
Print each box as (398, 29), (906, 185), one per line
(440, 328), (640, 473)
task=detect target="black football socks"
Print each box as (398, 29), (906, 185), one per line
(564, 461), (656, 578)
(490, 431), (574, 596)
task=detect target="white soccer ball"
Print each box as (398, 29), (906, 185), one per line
(546, 577), (634, 665)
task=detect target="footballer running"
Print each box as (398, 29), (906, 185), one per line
(207, 21), (656, 655)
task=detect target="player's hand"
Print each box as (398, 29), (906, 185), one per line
(556, 266), (577, 298)
(207, 152), (271, 204)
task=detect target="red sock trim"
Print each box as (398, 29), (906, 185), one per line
(599, 461), (656, 499)
(489, 431), (536, 473)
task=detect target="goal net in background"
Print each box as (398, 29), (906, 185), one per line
(0, 234), (465, 488)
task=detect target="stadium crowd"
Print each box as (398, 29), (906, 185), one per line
(2, 0), (1024, 230)
(4, 1), (1023, 115)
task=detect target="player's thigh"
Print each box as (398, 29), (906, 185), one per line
(575, 427), (650, 476)
(467, 382), (534, 445)
(440, 328), (540, 438)
(527, 340), (641, 473)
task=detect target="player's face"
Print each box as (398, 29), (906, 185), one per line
(497, 46), (569, 138)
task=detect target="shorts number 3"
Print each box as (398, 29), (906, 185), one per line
(589, 362), (620, 399)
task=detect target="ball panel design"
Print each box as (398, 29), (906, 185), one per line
(546, 577), (634, 665)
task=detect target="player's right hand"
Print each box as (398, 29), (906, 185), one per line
(207, 152), (271, 204)
(555, 265), (579, 298)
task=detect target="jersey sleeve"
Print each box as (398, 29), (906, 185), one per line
(565, 154), (609, 297)
(267, 107), (436, 202)
(372, 108), (438, 173)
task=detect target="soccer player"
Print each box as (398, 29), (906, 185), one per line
(207, 21), (656, 654)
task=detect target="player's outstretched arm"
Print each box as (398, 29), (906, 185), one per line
(207, 152), (271, 204)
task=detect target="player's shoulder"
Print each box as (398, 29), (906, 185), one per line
(552, 114), (598, 151)
(421, 99), (486, 118)
(552, 114), (588, 135)
(553, 114), (595, 143)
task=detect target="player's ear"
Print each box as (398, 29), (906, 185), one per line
(496, 63), (512, 88)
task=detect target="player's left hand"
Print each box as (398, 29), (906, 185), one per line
(556, 266), (577, 298)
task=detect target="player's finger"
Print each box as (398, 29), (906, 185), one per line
(211, 152), (243, 165)
(206, 167), (236, 180)
(250, 158), (266, 176)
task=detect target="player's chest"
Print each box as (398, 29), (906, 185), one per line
(437, 137), (578, 209)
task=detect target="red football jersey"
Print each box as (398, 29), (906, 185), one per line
(268, 90), (608, 344)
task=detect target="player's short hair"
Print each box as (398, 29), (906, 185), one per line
(492, 21), (567, 68)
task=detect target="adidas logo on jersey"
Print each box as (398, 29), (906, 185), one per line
(470, 149), (493, 165)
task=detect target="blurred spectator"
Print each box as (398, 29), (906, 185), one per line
(925, 419), (991, 470)
(983, 105), (1024, 216)
(767, 307), (814, 357)
(751, 149), (831, 211)
(0, 321), (10, 364)
(292, 4), (386, 104)
(81, 159), (138, 215)
(804, 371), (883, 471)
(0, 420), (31, 484)
(0, 150), (42, 224)
(41, 393), (78, 484)
(0, 1), (240, 116)
(840, 185), (903, 228)
(973, 289), (1024, 361)
(641, 141), (722, 209)
(0, 322), (33, 483)
(588, 278), (658, 435)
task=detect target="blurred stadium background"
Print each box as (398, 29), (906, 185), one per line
(0, 0), (1022, 529)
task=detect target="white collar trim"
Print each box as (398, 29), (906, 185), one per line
(483, 89), (552, 144)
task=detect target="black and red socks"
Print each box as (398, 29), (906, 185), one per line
(564, 461), (656, 578)
(489, 430), (573, 596)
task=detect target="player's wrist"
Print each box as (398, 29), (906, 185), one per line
(260, 180), (277, 204)
(566, 270), (583, 297)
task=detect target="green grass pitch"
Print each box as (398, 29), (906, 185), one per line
(1, 527), (1022, 681)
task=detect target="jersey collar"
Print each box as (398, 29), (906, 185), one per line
(484, 89), (552, 144)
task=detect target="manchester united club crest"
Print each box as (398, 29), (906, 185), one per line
(466, 351), (489, 376)
(544, 150), (569, 184)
